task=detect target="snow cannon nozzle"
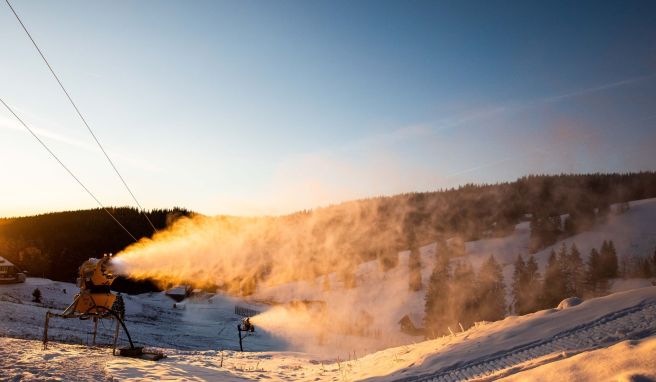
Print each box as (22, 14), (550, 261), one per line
(240, 317), (255, 333)
(237, 317), (255, 351)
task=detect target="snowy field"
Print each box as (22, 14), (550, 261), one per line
(1, 285), (655, 381)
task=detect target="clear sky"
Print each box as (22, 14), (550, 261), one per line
(1, 0), (655, 217)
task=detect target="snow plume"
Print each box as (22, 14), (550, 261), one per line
(110, 200), (428, 355)
(111, 199), (411, 293)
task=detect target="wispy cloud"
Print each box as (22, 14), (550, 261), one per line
(0, 103), (161, 173)
(541, 74), (656, 104)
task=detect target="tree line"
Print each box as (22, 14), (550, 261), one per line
(2, 171), (656, 293)
(422, 240), (656, 337)
(0, 207), (191, 293)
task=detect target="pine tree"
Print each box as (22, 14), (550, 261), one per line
(568, 243), (585, 297)
(600, 240), (619, 278)
(585, 248), (602, 296)
(32, 288), (42, 303)
(449, 261), (477, 329)
(476, 255), (506, 322)
(557, 243), (572, 295)
(541, 249), (565, 308)
(424, 255), (451, 337)
(511, 255), (527, 314)
(408, 247), (423, 291)
(524, 255), (541, 313)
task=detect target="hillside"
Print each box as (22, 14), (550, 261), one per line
(3, 172), (655, 295)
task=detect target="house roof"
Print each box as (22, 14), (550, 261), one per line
(0, 256), (16, 267)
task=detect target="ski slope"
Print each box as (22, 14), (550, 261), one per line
(0, 286), (654, 381)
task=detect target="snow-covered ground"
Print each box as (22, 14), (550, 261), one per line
(0, 277), (282, 352)
(1, 285), (655, 381)
(462, 198), (656, 298)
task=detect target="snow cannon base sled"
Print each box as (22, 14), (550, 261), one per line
(117, 346), (166, 361)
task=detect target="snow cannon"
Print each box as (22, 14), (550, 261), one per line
(237, 317), (255, 351)
(42, 254), (164, 361)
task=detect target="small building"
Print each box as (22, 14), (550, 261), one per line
(0, 256), (26, 284)
(398, 314), (425, 337)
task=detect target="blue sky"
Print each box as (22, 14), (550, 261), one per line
(1, 0), (655, 216)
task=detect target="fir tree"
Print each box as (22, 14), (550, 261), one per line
(408, 247), (423, 291)
(567, 243), (585, 297)
(511, 255), (527, 314)
(541, 249), (565, 308)
(600, 240), (619, 278)
(476, 255), (505, 322)
(524, 255), (541, 313)
(32, 288), (42, 303)
(557, 243), (572, 294)
(585, 247), (603, 296)
(449, 261), (477, 328)
(424, 255), (451, 337)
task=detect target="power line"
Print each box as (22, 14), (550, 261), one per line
(0, 97), (138, 242)
(5, 0), (158, 234)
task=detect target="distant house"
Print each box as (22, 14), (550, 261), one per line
(398, 314), (425, 337)
(0, 256), (26, 284)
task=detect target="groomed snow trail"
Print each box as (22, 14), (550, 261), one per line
(396, 302), (656, 382)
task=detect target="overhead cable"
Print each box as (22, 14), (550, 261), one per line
(5, 0), (158, 234)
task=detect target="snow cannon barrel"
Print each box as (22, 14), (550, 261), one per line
(78, 255), (117, 289)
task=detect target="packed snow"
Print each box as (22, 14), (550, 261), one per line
(1, 284), (655, 381)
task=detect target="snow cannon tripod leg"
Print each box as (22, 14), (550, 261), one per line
(92, 317), (99, 346)
(238, 325), (243, 352)
(43, 312), (51, 350)
(112, 318), (120, 355)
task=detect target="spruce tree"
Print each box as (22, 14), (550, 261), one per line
(600, 240), (619, 278)
(408, 247), (423, 291)
(476, 255), (506, 322)
(511, 255), (527, 314)
(449, 261), (477, 329)
(541, 249), (565, 308)
(524, 255), (541, 313)
(424, 255), (451, 337)
(585, 248), (602, 295)
(557, 243), (572, 295)
(568, 243), (585, 297)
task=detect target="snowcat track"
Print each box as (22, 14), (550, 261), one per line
(395, 301), (656, 382)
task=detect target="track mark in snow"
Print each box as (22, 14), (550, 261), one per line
(397, 302), (656, 382)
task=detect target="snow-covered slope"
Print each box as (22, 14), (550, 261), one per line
(463, 198), (656, 270)
(0, 277), (282, 352)
(1, 286), (655, 381)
